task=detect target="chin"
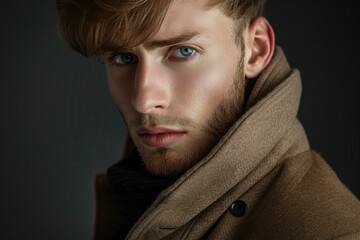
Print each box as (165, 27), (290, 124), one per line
(142, 153), (183, 176)
(140, 146), (209, 177)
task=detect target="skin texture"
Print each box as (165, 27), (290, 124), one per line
(104, 0), (274, 176)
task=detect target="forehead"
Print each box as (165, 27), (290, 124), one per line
(147, 0), (233, 42)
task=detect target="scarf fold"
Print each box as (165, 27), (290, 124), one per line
(107, 151), (178, 239)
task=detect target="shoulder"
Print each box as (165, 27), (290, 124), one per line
(257, 150), (360, 239)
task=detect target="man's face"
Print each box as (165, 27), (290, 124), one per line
(104, 0), (247, 176)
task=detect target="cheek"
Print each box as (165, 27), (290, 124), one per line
(105, 67), (134, 115)
(172, 56), (237, 118)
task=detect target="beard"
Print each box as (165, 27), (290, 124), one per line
(127, 59), (246, 177)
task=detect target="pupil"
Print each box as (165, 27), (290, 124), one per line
(121, 54), (132, 63)
(181, 48), (192, 56)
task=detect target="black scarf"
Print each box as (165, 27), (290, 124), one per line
(107, 151), (178, 239)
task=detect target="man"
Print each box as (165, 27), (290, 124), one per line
(57, 0), (360, 239)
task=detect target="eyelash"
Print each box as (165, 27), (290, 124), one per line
(107, 45), (199, 66)
(168, 46), (198, 60)
(108, 53), (138, 66)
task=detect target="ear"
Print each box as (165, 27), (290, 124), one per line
(244, 17), (275, 79)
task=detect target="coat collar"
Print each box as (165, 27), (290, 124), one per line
(126, 47), (310, 239)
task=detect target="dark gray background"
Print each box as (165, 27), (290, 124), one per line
(1, 1), (359, 239)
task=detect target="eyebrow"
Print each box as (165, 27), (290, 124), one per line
(143, 31), (202, 50)
(102, 32), (203, 52)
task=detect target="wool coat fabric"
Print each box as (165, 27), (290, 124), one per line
(94, 47), (360, 240)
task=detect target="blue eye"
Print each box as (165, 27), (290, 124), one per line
(172, 47), (196, 58)
(113, 53), (137, 65)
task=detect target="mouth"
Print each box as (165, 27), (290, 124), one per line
(136, 127), (187, 148)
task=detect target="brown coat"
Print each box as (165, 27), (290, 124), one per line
(93, 48), (360, 240)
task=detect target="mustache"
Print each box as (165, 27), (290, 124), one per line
(128, 114), (194, 128)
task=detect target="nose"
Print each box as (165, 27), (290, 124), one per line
(131, 59), (171, 114)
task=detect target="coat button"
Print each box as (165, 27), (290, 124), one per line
(230, 200), (247, 217)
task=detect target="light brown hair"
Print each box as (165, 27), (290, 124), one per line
(56, 0), (267, 56)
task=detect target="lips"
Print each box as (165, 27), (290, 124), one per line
(137, 127), (186, 148)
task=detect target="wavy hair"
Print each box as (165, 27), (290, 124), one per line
(56, 0), (267, 56)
